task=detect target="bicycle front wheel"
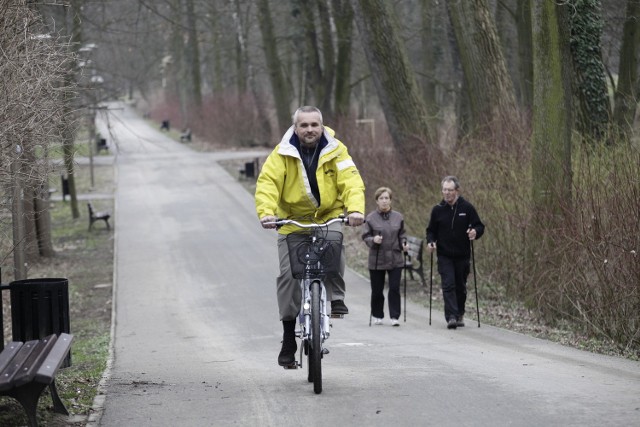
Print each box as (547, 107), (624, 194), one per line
(310, 280), (322, 394)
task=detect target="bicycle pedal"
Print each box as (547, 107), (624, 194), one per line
(329, 314), (344, 319)
(322, 348), (330, 355)
(283, 362), (299, 370)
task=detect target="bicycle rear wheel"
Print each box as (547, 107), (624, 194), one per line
(310, 280), (322, 394)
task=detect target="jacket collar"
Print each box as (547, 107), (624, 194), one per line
(277, 126), (339, 159)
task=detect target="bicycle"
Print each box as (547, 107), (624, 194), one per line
(266, 217), (348, 394)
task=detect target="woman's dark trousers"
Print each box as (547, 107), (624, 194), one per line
(370, 268), (402, 319)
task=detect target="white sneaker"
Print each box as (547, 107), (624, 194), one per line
(390, 318), (400, 327)
(373, 317), (383, 325)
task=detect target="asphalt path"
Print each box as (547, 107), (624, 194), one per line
(95, 102), (640, 426)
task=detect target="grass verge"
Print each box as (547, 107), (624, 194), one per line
(0, 151), (114, 426)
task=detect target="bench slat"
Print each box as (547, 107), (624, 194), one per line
(13, 334), (58, 387)
(0, 342), (23, 374)
(0, 340), (39, 392)
(35, 333), (73, 384)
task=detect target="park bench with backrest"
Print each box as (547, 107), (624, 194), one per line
(404, 235), (427, 288)
(88, 202), (111, 231)
(0, 333), (73, 427)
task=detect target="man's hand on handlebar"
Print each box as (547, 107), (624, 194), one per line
(346, 212), (364, 227)
(260, 215), (278, 229)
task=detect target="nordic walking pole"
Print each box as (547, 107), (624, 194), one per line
(471, 240), (480, 328)
(429, 249), (433, 325)
(403, 239), (407, 322)
(370, 232), (381, 327)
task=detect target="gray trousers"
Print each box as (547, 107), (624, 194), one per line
(276, 222), (346, 321)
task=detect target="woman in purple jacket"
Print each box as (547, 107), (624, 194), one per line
(362, 187), (408, 326)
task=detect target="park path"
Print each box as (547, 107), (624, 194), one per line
(94, 102), (640, 426)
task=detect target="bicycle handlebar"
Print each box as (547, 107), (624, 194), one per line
(264, 217), (350, 228)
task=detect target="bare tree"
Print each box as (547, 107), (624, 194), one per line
(229, 0), (272, 141)
(613, 0), (640, 141)
(1, 0), (74, 277)
(185, 0), (203, 110)
(256, 0), (292, 135)
(332, 0), (355, 117)
(529, 0), (574, 303)
(352, 0), (432, 154)
(447, 0), (517, 132)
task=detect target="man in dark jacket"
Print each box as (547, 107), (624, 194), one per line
(426, 176), (485, 329)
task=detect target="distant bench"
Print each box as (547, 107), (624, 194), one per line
(0, 333), (73, 427)
(88, 203), (111, 231)
(180, 128), (192, 142)
(404, 235), (427, 287)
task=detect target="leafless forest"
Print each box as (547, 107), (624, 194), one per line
(1, 0), (638, 354)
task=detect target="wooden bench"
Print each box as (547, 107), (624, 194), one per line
(88, 203), (111, 231)
(0, 333), (73, 427)
(180, 128), (192, 142)
(404, 235), (427, 287)
(96, 137), (108, 153)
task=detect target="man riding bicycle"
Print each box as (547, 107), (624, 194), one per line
(255, 106), (365, 366)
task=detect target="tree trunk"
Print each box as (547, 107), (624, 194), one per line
(567, 0), (610, 142)
(353, 0), (432, 154)
(11, 155), (27, 281)
(205, 4), (224, 94)
(35, 191), (54, 257)
(257, 0), (292, 135)
(185, 0), (202, 111)
(516, 0), (534, 111)
(298, 0), (325, 107)
(447, 0), (517, 131)
(229, 0), (272, 143)
(421, 0), (439, 141)
(332, 0), (354, 117)
(529, 0), (574, 306)
(64, 0), (81, 219)
(317, 0), (335, 115)
(613, 0), (640, 141)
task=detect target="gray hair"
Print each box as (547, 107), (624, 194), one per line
(441, 175), (460, 189)
(292, 106), (323, 125)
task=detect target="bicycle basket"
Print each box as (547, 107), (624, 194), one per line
(286, 230), (343, 279)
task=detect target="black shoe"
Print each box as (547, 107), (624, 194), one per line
(447, 318), (458, 329)
(456, 315), (465, 327)
(331, 299), (349, 315)
(278, 337), (297, 366)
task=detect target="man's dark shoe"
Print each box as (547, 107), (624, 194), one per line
(447, 318), (458, 329)
(331, 299), (349, 315)
(456, 315), (465, 327)
(278, 336), (297, 366)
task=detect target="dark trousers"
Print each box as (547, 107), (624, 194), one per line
(437, 255), (470, 321)
(369, 268), (402, 319)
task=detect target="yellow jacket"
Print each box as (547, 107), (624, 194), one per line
(255, 126), (365, 234)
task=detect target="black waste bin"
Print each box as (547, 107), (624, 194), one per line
(244, 161), (255, 178)
(61, 175), (69, 201)
(10, 278), (71, 367)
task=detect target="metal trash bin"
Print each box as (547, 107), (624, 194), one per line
(244, 161), (255, 178)
(10, 278), (71, 367)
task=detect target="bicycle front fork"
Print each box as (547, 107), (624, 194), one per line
(297, 279), (330, 342)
